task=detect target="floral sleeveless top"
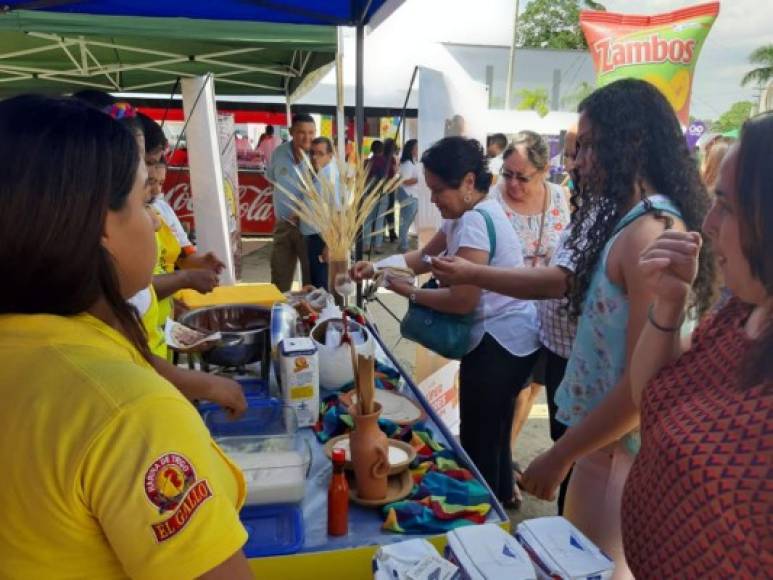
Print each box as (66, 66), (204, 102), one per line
(554, 195), (682, 453)
(493, 181), (570, 267)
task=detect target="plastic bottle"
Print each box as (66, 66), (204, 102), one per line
(327, 448), (349, 536)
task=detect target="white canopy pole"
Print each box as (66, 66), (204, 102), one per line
(181, 74), (236, 285)
(335, 26), (346, 165)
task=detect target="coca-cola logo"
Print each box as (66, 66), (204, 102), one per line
(595, 34), (695, 73)
(165, 184), (193, 218)
(239, 186), (274, 223)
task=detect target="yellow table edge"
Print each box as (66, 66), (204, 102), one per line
(247, 521), (511, 579)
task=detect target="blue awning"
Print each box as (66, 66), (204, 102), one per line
(0, 1), (398, 26)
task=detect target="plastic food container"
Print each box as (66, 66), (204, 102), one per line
(196, 377), (269, 416)
(207, 400), (311, 505)
(240, 504), (304, 558)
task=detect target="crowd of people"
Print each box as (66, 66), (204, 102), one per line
(352, 79), (771, 577)
(0, 75), (769, 578)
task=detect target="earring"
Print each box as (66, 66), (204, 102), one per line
(463, 194), (472, 204)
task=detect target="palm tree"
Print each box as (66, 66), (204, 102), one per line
(516, 88), (550, 117)
(741, 44), (773, 88)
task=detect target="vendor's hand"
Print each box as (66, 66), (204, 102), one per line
(350, 261), (375, 281)
(182, 251), (225, 275)
(321, 245), (329, 264)
(387, 277), (414, 298)
(639, 230), (701, 308)
(184, 268), (219, 294)
(518, 447), (573, 501)
(430, 255), (477, 286)
(203, 375), (247, 420)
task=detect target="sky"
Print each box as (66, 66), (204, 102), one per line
(385, 0), (769, 119)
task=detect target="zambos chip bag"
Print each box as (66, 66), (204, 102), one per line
(580, 2), (719, 126)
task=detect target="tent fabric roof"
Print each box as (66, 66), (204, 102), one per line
(0, 1), (394, 27)
(0, 9), (337, 95)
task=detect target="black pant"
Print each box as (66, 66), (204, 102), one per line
(304, 234), (328, 290)
(543, 347), (571, 514)
(459, 334), (539, 502)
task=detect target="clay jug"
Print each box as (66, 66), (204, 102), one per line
(349, 402), (389, 500)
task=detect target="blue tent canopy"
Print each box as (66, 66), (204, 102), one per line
(0, 1), (397, 26)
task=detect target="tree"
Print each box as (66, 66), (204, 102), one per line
(741, 44), (773, 88)
(516, 0), (605, 50)
(516, 88), (550, 117)
(560, 81), (595, 110)
(711, 101), (753, 134)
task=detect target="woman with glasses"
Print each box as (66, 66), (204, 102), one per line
(492, 131), (571, 502)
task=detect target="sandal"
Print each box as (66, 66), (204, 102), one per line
(503, 484), (523, 510)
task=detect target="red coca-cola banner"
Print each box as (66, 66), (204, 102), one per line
(164, 168), (276, 236)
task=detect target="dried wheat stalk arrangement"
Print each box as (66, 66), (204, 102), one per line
(274, 150), (403, 261)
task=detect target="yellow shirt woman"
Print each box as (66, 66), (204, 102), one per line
(0, 313), (247, 579)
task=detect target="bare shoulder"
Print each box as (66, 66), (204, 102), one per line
(608, 210), (686, 285)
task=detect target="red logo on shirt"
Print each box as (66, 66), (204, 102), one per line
(151, 480), (213, 542)
(144, 453), (197, 513)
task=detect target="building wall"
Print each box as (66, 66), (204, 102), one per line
(443, 43), (596, 111)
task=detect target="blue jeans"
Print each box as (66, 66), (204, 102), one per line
(362, 195), (388, 251)
(304, 234), (328, 289)
(397, 190), (418, 252)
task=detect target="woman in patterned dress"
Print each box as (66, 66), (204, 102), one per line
(621, 112), (772, 577)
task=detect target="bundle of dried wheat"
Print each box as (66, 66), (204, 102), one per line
(274, 149), (402, 261)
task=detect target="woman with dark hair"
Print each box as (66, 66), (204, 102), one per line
(135, 112), (225, 353)
(397, 139), (420, 252)
(0, 96), (252, 578)
(621, 113), (772, 577)
(518, 78), (715, 575)
(352, 137), (539, 505)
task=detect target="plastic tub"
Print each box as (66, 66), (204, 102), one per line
(205, 398), (294, 438)
(208, 400), (310, 505)
(196, 376), (270, 416)
(240, 504), (304, 558)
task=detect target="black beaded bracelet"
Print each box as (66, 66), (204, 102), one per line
(647, 303), (684, 333)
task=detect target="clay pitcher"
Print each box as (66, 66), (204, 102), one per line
(349, 402), (389, 500)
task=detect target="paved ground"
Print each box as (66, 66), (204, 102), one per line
(240, 237), (558, 525)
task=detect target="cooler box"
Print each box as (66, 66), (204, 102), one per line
(515, 517), (614, 580)
(178, 283), (285, 309)
(445, 523), (536, 580)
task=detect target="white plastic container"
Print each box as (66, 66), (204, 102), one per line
(445, 523), (536, 580)
(310, 318), (374, 391)
(279, 337), (319, 427)
(515, 517), (614, 580)
(215, 432), (310, 505)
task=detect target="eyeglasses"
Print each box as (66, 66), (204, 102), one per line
(500, 169), (540, 183)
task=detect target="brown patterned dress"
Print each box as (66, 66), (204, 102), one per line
(622, 298), (772, 578)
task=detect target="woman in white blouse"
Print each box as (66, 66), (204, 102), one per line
(352, 137), (539, 506)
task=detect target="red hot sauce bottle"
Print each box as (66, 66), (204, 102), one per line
(327, 448), (349, 536)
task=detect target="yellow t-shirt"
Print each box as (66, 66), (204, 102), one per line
(0, 313), (247, 580)
(139, 285), (168, 359)
(155, 217), (181, 342)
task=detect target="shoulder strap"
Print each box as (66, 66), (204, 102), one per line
(474, 208), (497, 265)
(613, 197), (682, 236)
